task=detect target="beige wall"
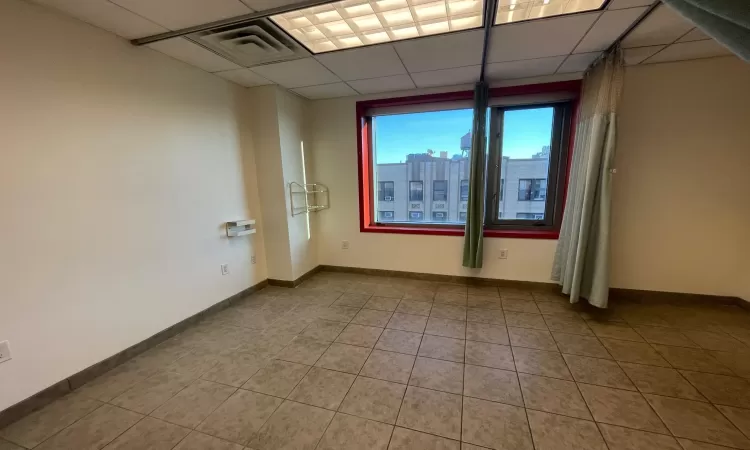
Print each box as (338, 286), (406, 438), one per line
(0, 0), (266, 411)
(309, 56), (750, 297)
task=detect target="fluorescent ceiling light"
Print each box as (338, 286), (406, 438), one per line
(495, 0), (606, 25)
(271, 0), (486, 53)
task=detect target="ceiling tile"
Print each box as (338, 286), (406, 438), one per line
(557, 52), (601, 73)
(214, 68), (272, 87)
(111, 0), (251, 30)
(393, 30), (484, 73)
(31, 0), (168, 39)
(348, 74), (416, 94)
(410, 65), (480, 88)
(240, 0), (306, 11)
(487, 12), (600, 63)
(644, 39), (732, 64)
(677, 27), (710, 43)
(607, 0), (655, 9)
(147, 38), (242, 72)
(315, 45), (407, 81)
(491, 72), (583, 87)
(623, 45), (665, 64)
(622, 4), (694, 48)
(575, 7), (647, 53)
(292, 83), (357, 99)
(485, 56), (566, 81)
(250, 58), (341, 88)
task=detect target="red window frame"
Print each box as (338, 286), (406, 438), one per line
(357, 80), (581, 239)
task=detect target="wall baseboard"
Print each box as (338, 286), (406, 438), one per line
(0, 279), (268, 429)
(268, 265), (322, 288)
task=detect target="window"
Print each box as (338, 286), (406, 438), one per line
(432, 211), (448, 222)
(378, 211), (394, 221)
(409, 181), (423, 201)
(433, 180), (448, 202)
(358, 81), (577, 238)
(460, 180), (469, 201)
(378, 181), (394, 201)
(518, 179), (547, 201)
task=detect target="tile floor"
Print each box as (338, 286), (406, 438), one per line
(3, 272), (750, 450)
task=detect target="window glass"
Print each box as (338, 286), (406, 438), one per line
(516, 212), (544, 220)
(378, 211), (395, 221)
(372, 109), (473, 224)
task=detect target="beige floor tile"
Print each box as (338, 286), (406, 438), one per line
(645, 394), (750, 449)
(677, 439), (738, 449)
(275, 337), (330, 365)
(388, 427), (460, 450)
(467, 295), (504, 310)
(316, 413), (392, 450)
(652, 345), (733, 374)
(339, 377), (406, 424)
(409, 357), (464, 394)
(352, 309), (393, 328)
(397, 386), (462, 439)
(463, 365), (522, 406)
(465, 341), (515, 370)
(434, 292), (468, 306)
(502, 299), (540, 314)
(315, 343), (371, 374)
(360, 350), (415, 384)
(78, 361), (159, 402)
(288, 367), (355, 410)
(197, 390), (282, 445)
(332, 293), (371, 308)
(512, 347), (570, 379)
(111, 371), (197, 415)
(543, 316), (594, 335)
(589, 322), (644, 342)
(505, 312), (548, 330)
(553, 332), (611, 358)
(35, 405), (142, 450)
(711, 350), (750, 379)
(680, 371), (750, 408)
(683, 331), (745, 352)
(374, 285), (405, 299)
(174, 431), (243, 450)
(600, 339), (669, 367)
(402, 290), (436, 303)
(103, 417), (189, 450)
(508, 327), (557, 351)
(166, 352), (221, 378)
(466, 322), (509, 345)
(430, 304), (468, 321)
(468, 286), (500, 297)
(249, 401), (334, 450)
(336, 324), (384, 348)
(462, 396), (532, 450)
(619, 363), (705, 401)
(535, 301), (579, 317)
(467, 308), (505, 325)
(426, 318), (466, 339)
(578, 384), (667, 433)
(563, 354), (635, 390)
(375, 329), (423, 355)
(519, 373), (591, 419)
(419, 335), (466, 363)
(396, 300), (432, 316)
(200, 351), (268, 388)
(316, 306), (360, 323)
(634, 326), (698, 348)
(716, 405), (750, 439)
(0, 440), (23, 450)
(598, 423), (682, 450)
(151, 379), (236, 428)
(0, 393), (102, 448)
(437, 284), (467, 295)
(527, 410), (606, 450)
(388, 313), (428, 333)
(242, 360), (310, 397)
(364, 297), (401, 312)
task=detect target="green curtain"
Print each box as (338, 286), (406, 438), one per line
(462, 82), (489, 269)
(662, 0), (750, 62)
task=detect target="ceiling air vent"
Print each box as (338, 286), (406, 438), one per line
(186, 18), (310, 67)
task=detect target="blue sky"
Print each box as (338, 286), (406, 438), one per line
(373, 107), (553, 164)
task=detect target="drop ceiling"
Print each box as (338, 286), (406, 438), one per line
(31, 0), (736, 99)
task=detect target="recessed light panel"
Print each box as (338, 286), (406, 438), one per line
(495, 0), (605, 25)
(271, 0), (485, 53)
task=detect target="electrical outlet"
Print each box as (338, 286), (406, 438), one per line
(251, 255), (256, 265)
(341, 240), (350, 250)
(220, 264), (230, 275)
(0, 341), (11, 364)
(498, 249), (509, 259)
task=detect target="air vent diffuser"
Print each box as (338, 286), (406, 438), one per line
(187, 18), (310, 67)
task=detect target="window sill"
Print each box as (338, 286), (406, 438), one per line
(361, 224), (559, 239)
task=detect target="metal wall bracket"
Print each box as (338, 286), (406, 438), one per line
(290, 182), (330, 216)
(226, 219), (256, 237)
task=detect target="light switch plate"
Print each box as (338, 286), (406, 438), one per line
(0, 341), (11, 364)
